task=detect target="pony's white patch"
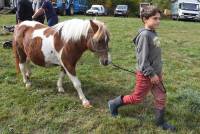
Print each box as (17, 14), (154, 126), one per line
(19, 63), (26, 75)
(57, 71), (65, 93)
(53, 19), (91, 42)
(32, 28), (60, 66)
(19, 21), (40, 27)
(19, 63), (27, 83)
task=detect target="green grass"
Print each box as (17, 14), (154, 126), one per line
(0, 14), (200, 133)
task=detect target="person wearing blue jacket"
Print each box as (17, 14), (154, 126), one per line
(32, 0), (45, 24)
(32, 0), (58, 26)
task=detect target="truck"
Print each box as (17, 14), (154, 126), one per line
(86, 5), (106, 16)
(171, 0), (200, 21)
(53, 0), (89, 16)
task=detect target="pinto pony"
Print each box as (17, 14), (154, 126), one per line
(13, 19), (111, 107)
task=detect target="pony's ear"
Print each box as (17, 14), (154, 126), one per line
(90, 20), (98, 33)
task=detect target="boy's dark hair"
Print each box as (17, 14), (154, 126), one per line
(141, 6), (161, 22)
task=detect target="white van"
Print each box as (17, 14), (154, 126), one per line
(171, 0), (200, 21)
(86, 5), (106, 16)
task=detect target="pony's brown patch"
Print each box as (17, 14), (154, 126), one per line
(16, 44), (27, 63)
(54, 32), (63, 52)
(35, 23), (46, 28)
(61, 37), (87, 75)
(15, 25), (29, 46)
(93, 24), (110, 41)
(28, 37), (45, 66)
(90, 20), (99, 33)
(44, 27), (56, 38)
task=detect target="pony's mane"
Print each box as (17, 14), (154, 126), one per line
(52, 19), (90, 42)
(92, 20), (110, 42)
(52, 19), (109, 42)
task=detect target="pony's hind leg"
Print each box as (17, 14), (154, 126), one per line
(25, 60), (32, 79)
(17, 47), (31, 88)
(57, 67), (66, 93)
(19, 63), (31, 88)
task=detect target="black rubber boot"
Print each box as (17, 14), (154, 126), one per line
(108, 96), (123, 117)
(155, 109), (176, 131)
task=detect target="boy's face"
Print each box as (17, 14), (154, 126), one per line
(144, 13), (161, 30)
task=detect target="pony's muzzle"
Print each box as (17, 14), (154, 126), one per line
(99, 59), (108, 66)
(99, 53), (112, 66)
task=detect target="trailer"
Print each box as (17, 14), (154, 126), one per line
(171, 0), (200, 21)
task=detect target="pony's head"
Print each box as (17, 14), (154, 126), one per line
(52, 19), (112, 66)
(87, 20), (111, 66)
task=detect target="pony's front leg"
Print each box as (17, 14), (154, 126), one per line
(66, 72), (92, 108)
(57, 68), (66, 93)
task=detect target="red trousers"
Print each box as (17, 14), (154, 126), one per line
(122, 71), (166, 110)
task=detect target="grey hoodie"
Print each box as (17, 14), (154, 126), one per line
(133, 28), (162, 77)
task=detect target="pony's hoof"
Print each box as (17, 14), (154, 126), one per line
(83, 101), (93, 108)
(58, 87), (65, 93)
(26, 82), (31, 88)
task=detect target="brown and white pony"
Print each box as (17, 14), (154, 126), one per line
(13, 19), (111, 108)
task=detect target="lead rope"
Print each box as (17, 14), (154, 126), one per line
(110, 62), (166, 93)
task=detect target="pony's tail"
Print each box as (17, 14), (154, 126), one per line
(13, 39), (20, 74)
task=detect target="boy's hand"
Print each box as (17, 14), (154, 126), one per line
(150, 74), (160, 84)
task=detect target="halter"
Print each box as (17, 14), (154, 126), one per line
(87, 25), (109, 54)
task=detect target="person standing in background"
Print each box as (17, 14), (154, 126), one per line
(32, 0), (58, 26)
(15, 0), (19, 24)
(16, 0), (33, 23)
(32, 0), (45, 24)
